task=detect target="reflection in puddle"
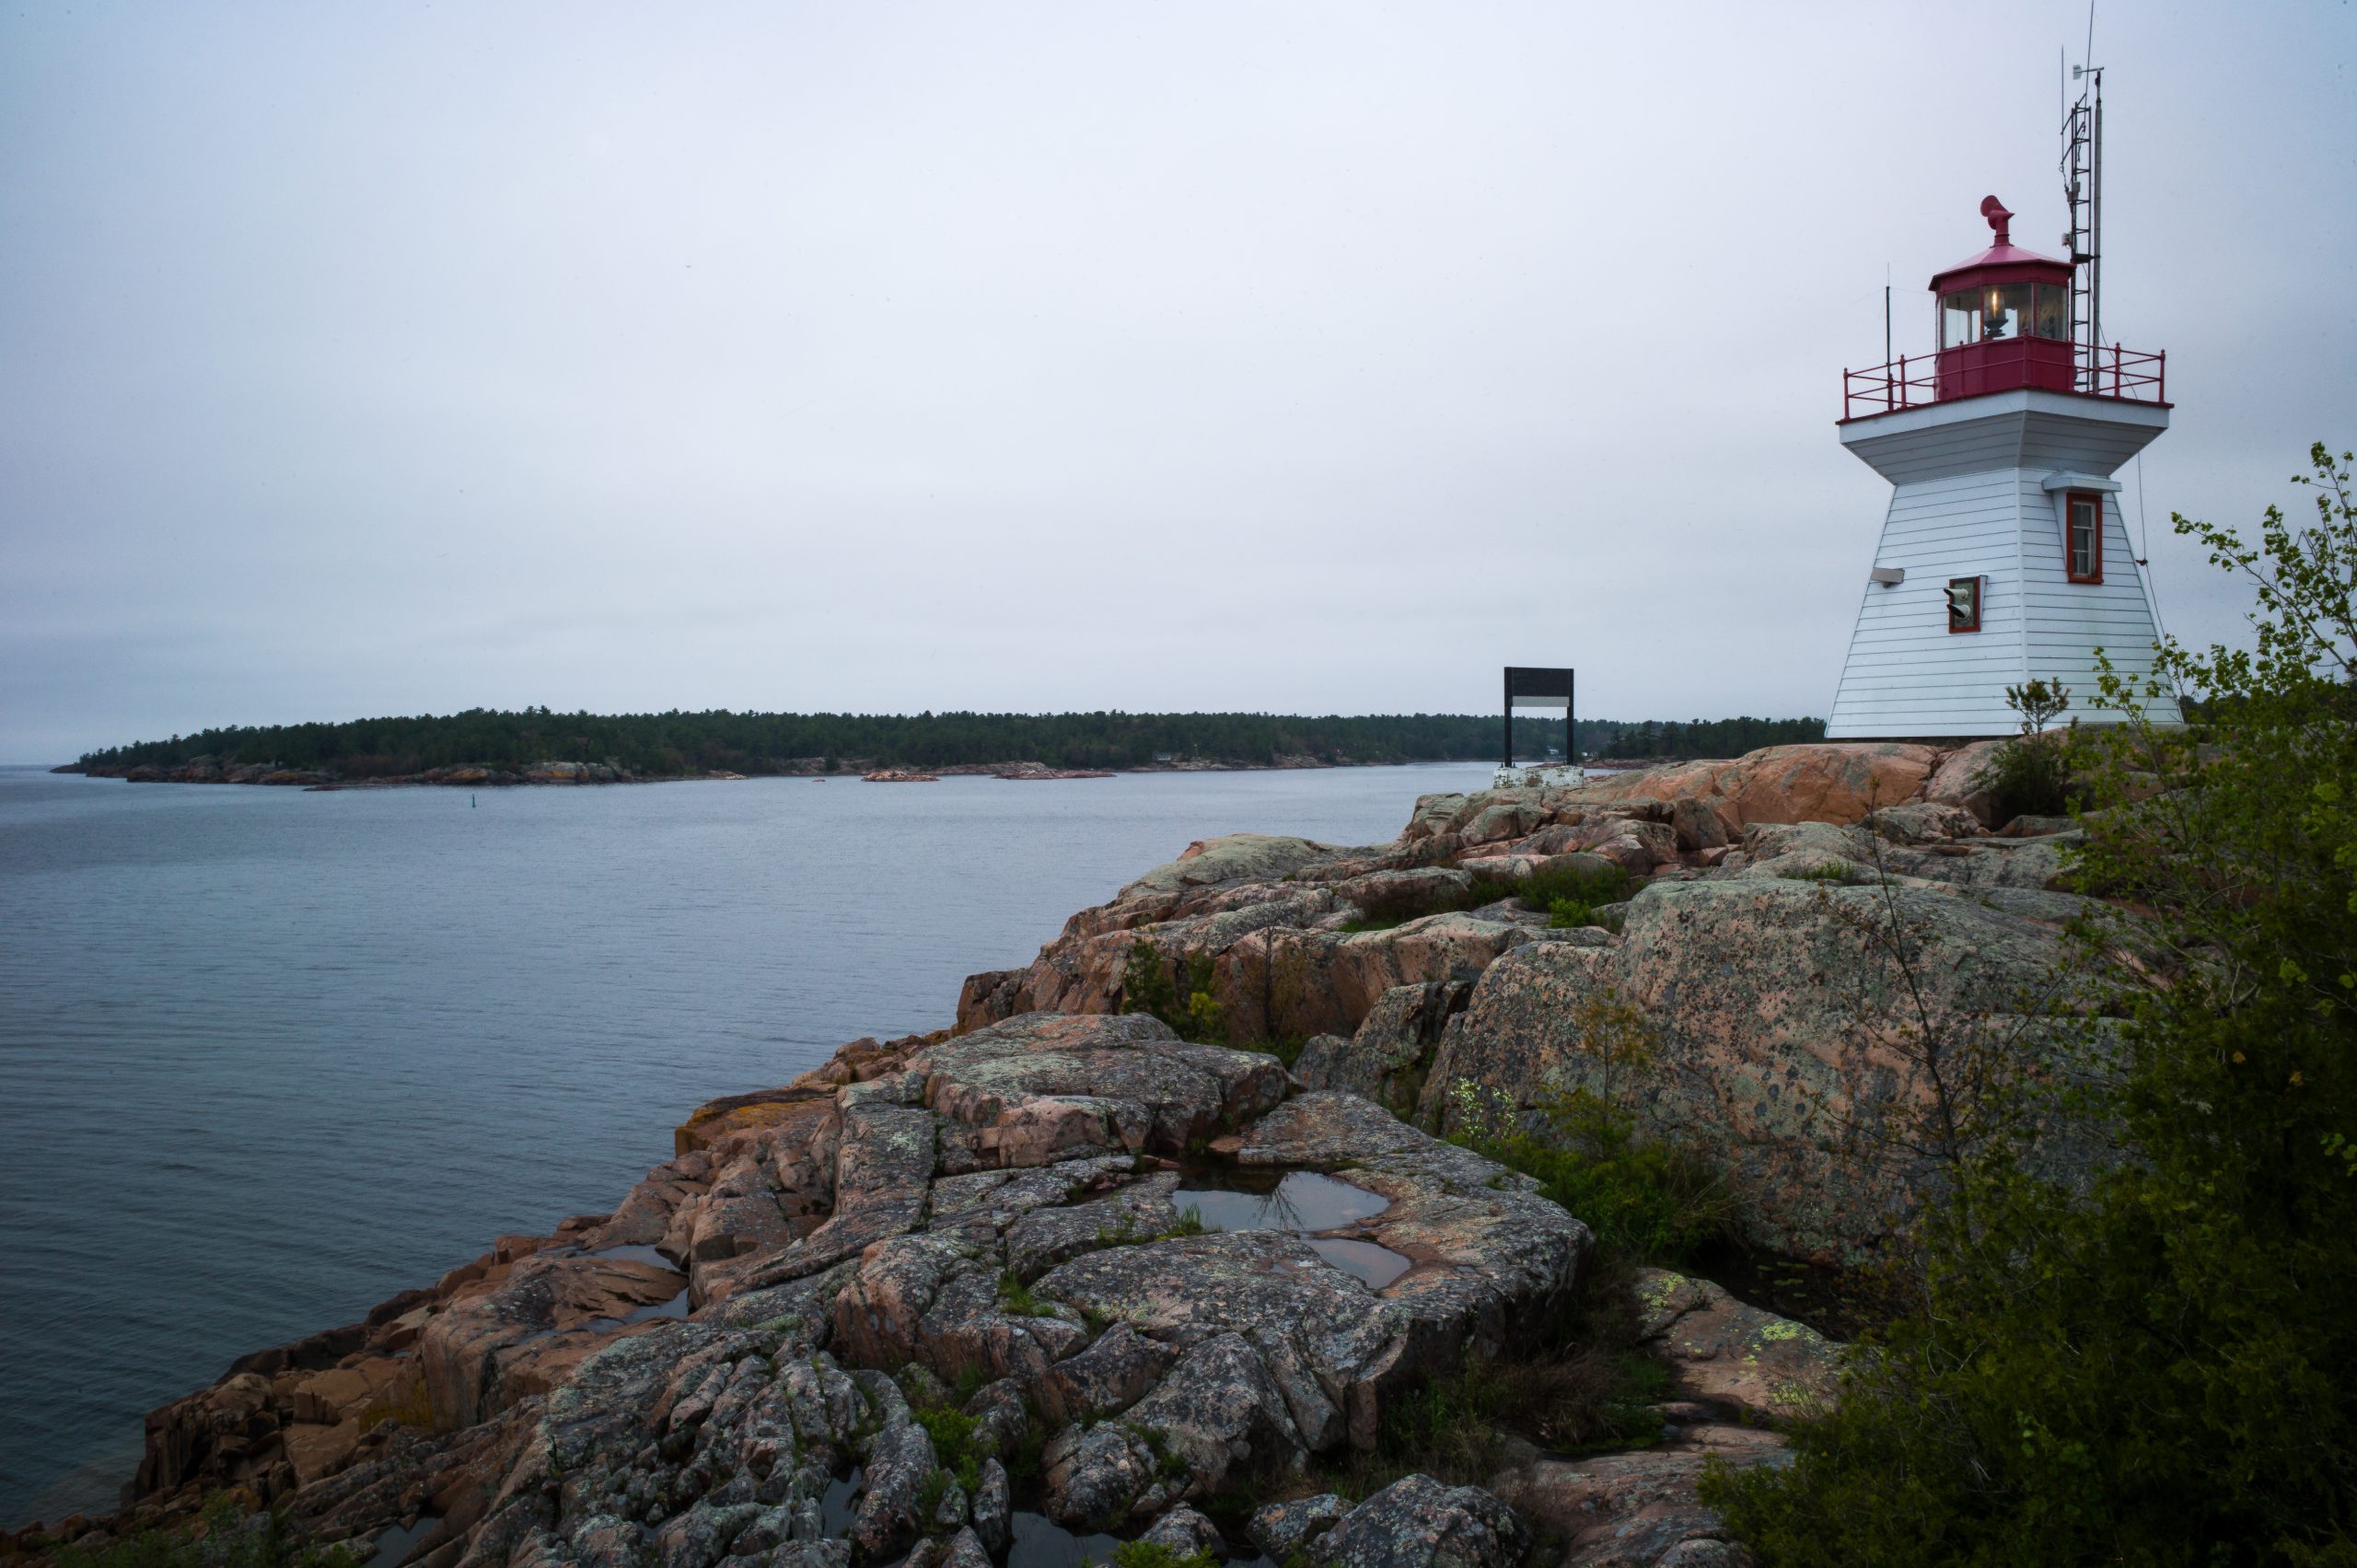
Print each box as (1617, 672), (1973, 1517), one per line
(368, 1516), (438, 1568)
(1170, 1170), (1388, 1233)
(820, 1468), (865, 1537)
(586, 1244), (677, 1269)
(1005, 1509), (1124, 1568)
(1306, 1237), (1411, 1289)
(1170, 1170), (1411, 1288)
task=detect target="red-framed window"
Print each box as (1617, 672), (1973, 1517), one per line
(2066, 491), (2105, 583)
(1946, 575), (1982, 633)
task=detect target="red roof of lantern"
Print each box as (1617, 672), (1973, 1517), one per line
(1929, 196), (2071, 292)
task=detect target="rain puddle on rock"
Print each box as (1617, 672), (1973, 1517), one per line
(999, 1510), (1272, 1568)
(821, 1468), (865, 1537)
(367, 1515), (438, 1568)
(1005, 1509), (1124, 1568)
(1169, 1169), (1411, 1288)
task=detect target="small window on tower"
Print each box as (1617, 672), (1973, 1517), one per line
(1946, 576), (1983, 633)
(2067, 492), (2104, 583)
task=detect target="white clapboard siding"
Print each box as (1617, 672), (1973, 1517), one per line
(1826, 389), (2177, 738)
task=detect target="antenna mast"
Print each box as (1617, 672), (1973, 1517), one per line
(2061, 18), (2103, 390)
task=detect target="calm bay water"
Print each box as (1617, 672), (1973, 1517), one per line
(0, 761), (1491, 1527)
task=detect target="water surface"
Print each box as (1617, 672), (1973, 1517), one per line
(0, 761), (1491, 1527)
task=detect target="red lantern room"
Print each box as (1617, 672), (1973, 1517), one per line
(1930, 195), (2075, 399)
(1840, 194), (2165, 420)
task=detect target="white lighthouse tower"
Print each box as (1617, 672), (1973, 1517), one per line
(1824, 195), (2178, 738)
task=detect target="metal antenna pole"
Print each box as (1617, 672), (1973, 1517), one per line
(2090, 67), (2103, 369)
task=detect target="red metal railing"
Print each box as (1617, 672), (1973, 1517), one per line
(1841, 341), (2165, 421)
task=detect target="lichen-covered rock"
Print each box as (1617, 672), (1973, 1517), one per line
(420, 1252), (687, 1427)
(1140, 1504), (1227, 1557)
(1039, 1423), (1164, 1530)
(1221, 915), (1536, 1041)
(1034, 1322), (1176, 1427)
(1315, 1474), (1528, 1568)
(830, 1230), (1085, 1387)
(969, 1459), (1011, 1554)
(1568, 744), (1941, 830)
(911, 1013), (1287, 1166)
(1234, 1094), (1587, 1371)
(1249, 1493), (1348, 1558)
(1035, 1231), (1401, 1461)
(1293, 982), (1468, 1115)
(1492, 1440), (1778, 1568)
(849, 1406), (938, 1559)
(1922, 738), (2006, 825)
(1335, 868), (1477, 923)
(1003, 1172), (1182, 1279)
(1420, 877), (2080, 1258)
(1632, 1270), (1840, 1422)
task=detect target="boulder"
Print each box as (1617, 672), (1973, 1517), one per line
(1922, 739), (2006, 825)
(1491, 1441), (1776, 1567)
(1420, 877), (2084, 1259)
(911, 1013), (1286, 1167)
(1249, 1493), (1349, 1558)
(1862, 801), (1984, 844)
(1316, 1474), (1528, 1568)
(1128, 833), (1355, 897)
(1336, 868), (1477, 923)
(1293, 982), (1468, 1115)
(1632, 1271), (1841, 1422)
(1139, 1504), (1226, 1557)
(1570, 744), (1941, 830)
(1033, 1322), (1177, 1427)
(419, 1252), (687, 1427)
(1223, 914), (1534, 1041)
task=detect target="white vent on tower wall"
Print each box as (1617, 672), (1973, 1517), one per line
(1869, 567), (1906, 587)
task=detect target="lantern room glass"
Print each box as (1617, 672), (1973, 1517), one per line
(2034, 283), (2069, 340)
(1944, 283), (2073, 348)
(1940, 291), (1980, 349)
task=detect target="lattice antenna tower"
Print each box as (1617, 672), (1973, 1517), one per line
(2060, 17), (2103, 391)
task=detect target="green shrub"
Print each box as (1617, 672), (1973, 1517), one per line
(1464, 1092), (1736, 1264)
(1516, 862), (1631, 913)
(1971, 731), (2079, 822)
(1120, 939), (1224, 1043)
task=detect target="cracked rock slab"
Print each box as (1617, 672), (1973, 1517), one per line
(911, 1013), (1287, 1167)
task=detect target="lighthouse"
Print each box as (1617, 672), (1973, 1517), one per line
(1824, 196), (2177, 738)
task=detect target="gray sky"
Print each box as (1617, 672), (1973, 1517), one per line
(4, 1), (2351, 763)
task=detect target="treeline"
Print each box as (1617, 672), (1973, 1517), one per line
(69, 708), (1825, 777)
(1597, 716), (1828, 759)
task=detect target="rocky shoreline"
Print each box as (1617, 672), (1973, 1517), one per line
(10, 740), (2082, 1568)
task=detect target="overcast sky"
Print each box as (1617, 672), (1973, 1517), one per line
(3, 2), (2351, 762)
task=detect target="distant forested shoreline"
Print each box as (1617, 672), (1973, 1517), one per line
(64, 709), (1827, 778)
